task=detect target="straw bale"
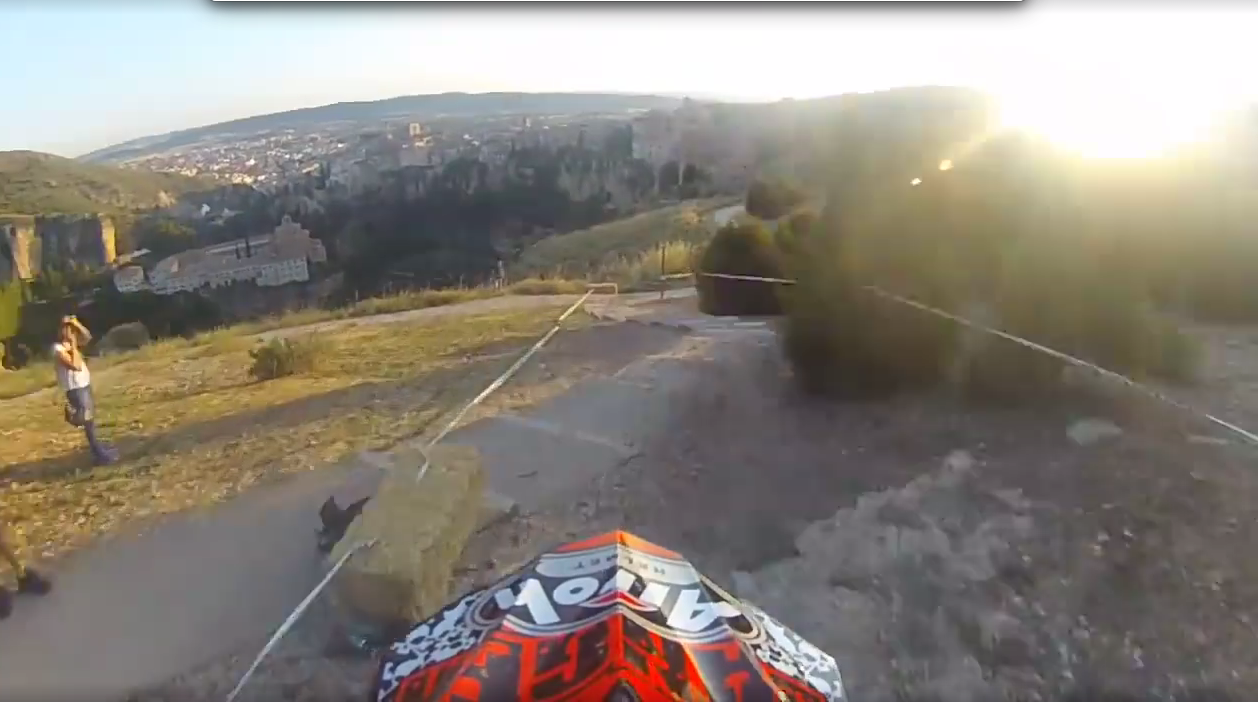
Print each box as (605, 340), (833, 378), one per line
(330, 444), (484, 628)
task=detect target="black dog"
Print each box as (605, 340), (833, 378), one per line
(316, 495), (371, 554)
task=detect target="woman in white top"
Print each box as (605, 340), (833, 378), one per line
(52, 315), (117, 466)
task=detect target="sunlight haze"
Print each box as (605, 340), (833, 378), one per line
(3, 2), (1254, 157)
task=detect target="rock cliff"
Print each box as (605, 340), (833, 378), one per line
(0, 213), (117, 279)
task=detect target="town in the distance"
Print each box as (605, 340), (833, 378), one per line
(0, 89), (835, 359)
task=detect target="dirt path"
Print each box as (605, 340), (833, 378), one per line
(0, 458), (381, 701)
(0, 307), (691, 702)
(452, 316), (1258, 701)
(96, 300), (1258, 701)
(252, 289), (698, 341)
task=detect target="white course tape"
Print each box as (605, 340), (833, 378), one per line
(697, 271), (797, 285)
(227, 292), (601, 701)
(691, 270), (1258, 448)
(225, 538), (377, 702)
(415, 289), (595, 482)
(864, 285), (1258, 447)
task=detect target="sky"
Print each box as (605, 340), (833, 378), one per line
(3, 1), (1256, 158)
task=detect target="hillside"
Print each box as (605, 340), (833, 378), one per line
(512, 198), (733, 279)
(0, 151), (211, 215)
(80, 91), (684, 164)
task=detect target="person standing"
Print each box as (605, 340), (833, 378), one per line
(0, 521), (51, 620)
(52, 315), (117, 466)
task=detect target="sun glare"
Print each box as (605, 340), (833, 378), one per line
(997, 91), (1219, 159)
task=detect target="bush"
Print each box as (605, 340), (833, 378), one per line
(955, 227), (1199, 401)
(98, 322), (151, 355)
(773, 208), (820, 261)
(777, 153), (1198, 403)
(785, 208), (819, 238)
(779, 222), (962, 398)
(745, 178), (807, 220)
(696, 221), (786, 316)
(248, 336), (328, 381)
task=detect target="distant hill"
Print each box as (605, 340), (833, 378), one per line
(80, 91), (685, 164)
(0, 151), (211, 215)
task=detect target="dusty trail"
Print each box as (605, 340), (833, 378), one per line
(0, 293), (688, 702)
(42, 292), (1258, 702)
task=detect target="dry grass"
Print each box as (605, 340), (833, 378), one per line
(0, 365), (55, 401)
(0, 279), (589, 401)
(225, 277), (590, 337)
(0, 305), (590, 564)
(510, 198), (733, 282)
(593, 240), (702, 289)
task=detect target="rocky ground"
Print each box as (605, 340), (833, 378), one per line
(139, 308), (1258, 702)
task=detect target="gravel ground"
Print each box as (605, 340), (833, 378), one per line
(138, 312), (1258, 702)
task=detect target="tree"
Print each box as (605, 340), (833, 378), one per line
(135, 217), (198, 259)
(745, 177), (806, 220)
(0, 279), (23, 342)
(658, 161), (682, 193)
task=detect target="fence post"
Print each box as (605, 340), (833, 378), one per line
(658, 242), (666, 301)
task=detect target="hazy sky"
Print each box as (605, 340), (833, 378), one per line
(4, 1), (1255, 157)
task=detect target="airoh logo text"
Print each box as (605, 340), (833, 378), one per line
(469, 547), (754, 642)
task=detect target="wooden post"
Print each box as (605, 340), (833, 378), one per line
(658, 242), (666, 301)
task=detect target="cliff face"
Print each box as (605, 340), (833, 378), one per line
(0, 213), (117, 280)
(553, 151), (657, 209)
(0, 215), (37, 281)
(35, 215), (118, 270)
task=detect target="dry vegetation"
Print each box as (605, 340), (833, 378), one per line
(0, 278), (588, 401)
(0, 150), (210, 215)
(0, 304), (589, 565)
(510, 198), (733, 286)
(0, 200), (728, 567)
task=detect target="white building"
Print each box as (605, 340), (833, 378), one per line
(144, 217), (325, 295)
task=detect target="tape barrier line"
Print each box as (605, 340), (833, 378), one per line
(696, 271), (797, 285)
(864, 286), (1258, 446)
(227, 291), (603, 701)
(415, 289), (595, 482)
(225, 538), (377, 702)
(688, 270), (1258, 448)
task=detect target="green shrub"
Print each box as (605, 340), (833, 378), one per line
(956, 231), (1198, 401)
(98, 322), (151, 355)
(745, 178), (807, 220)
(696, 221), (786, 316)
(772, 208), (819, 260)
(248, 336), (329, 381)
(778, 164), (1198, 402)
(779, 223), (962, 398)
(785, 209), (819, 238)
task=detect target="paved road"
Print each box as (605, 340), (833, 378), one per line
(0, 290), (752, 701)
(0, 459), (383, 701)
(712, 204), (745, 227)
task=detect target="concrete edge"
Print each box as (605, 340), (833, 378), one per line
(582, 302), (700, 332)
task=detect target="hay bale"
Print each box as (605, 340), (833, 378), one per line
(330, 444), (484, 629)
